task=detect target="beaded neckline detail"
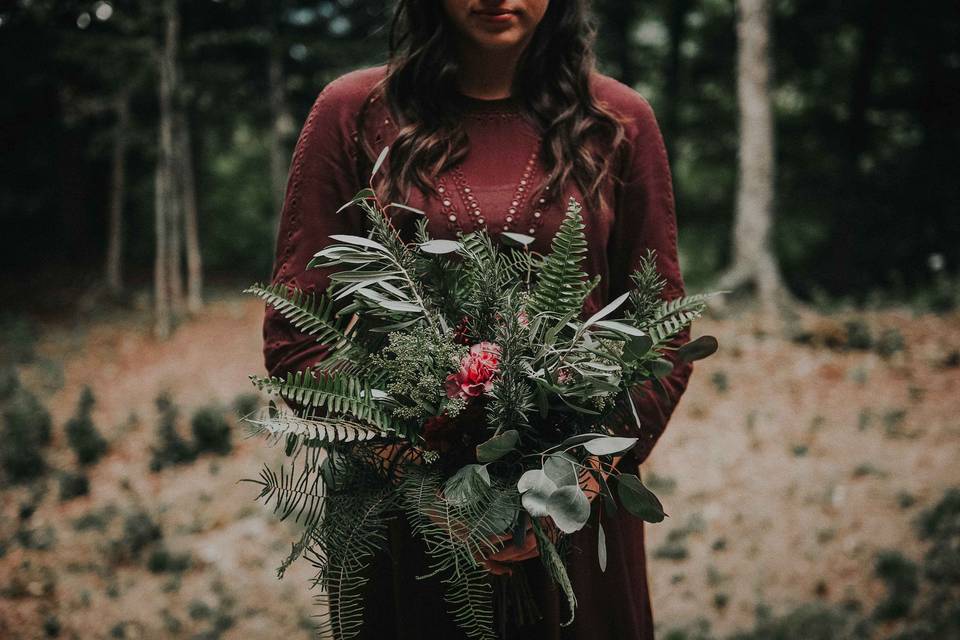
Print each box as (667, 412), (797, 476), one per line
(437, 139), (549, 238)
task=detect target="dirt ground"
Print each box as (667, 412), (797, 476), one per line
(1, 295), (958, 639)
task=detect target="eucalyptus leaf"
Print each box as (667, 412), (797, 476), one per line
(676, 335), (719, 363)
(622, 334), (654, 361)
(387, 202), (425, 215)
(582, 291), (630, 329)
(378, 300), (423, 313)
(598, 521), (607, 572)
(371, 145), (389, 178)
(543, 453), (579, 487)
(617, 474), (666, 523)
(335, 187), (375, 214)
(583, 436), (638, 456)
(419, 239), (462, 254)
(501, 232), (535, 246)
(546, 486), (591, 534)
(650, 357), (674, 379)
(518, 469), (557, 517)
(476, 430), (519, 463)
(329, 234), (388, 252)
(593, 320), (647, 337)
(558, 433), (606, 449)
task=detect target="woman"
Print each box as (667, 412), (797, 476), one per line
(262, 0), (694, 638)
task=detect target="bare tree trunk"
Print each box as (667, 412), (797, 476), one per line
(718, 0), (791, 315)
(106, 91), (130, 296)
(154, 0), (179, 339)
(268, 19), (294, 219)
(176, 106), (203, 314)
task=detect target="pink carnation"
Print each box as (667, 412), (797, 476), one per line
(445, 342), (501, 400)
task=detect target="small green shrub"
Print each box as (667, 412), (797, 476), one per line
(191, 405), (232, 455)
(147, 547), (192, 573)
(728, 603), (869, 640)
(65, 386), (108, 465)
(150, 393), (196, 472)
(59, 471), (90, 501)
(876, 328), (905, 358)
(873, 551), (919, 620)
(109, 510), (162, 562)
(232, 392), (260, 419)
(1, 381), (52, 482)
(844, 319), (873, 351)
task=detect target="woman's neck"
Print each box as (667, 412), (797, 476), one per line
(452, 40), (528, 100)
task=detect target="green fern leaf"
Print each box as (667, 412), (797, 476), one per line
(527, 197), (599, 318)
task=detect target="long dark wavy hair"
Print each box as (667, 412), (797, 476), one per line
(356, 0), (629, 216)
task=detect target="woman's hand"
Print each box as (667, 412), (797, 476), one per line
(581, 453), (623, 504)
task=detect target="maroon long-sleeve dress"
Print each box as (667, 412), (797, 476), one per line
(262, 65), (694, 640)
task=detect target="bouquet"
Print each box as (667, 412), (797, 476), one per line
(243, 148), (720, 639)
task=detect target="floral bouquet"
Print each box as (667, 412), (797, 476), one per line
(243, 148), (720, 639)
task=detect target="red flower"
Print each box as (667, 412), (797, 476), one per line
(445, 342), (501, 400)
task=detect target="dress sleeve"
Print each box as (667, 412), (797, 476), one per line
(604, 96), (694, 466)
(262, 78), (368, 379)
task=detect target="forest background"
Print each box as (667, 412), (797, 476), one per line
(1, 1), (958, 639)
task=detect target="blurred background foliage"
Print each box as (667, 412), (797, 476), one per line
(1, 0), (958, 306)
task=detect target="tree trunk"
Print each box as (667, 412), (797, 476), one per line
(176, 106), (203, 314)
(154, 0), (179, 339)
(106, 91), (130, 296)
(268, 15), (295, 221)
(718, 0), (790, 315)
(663, 0), (692, 151)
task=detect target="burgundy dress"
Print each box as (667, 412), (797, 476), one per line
(262, 65), (694, 640)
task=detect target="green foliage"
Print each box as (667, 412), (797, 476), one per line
(627, 249), (668, 323)
(149, 392), (197, 472)
(58, 470), (90, 501)
(0, 376), (51, 483)
(191, 405), (232, 455)
(371, 325), (467, 420)
(873, 551), (919, 620)
(251, 370), (397, 432)
(526, 197), (599, 319)
(400, 464), (518, 640)
(244, 282), (361, 361)
(110, 510), (163, 562)
(484, 293), (535, 437)
(726, 603), (868, 640)
(65, 386), (108, 465)
(147, 547), (192, 574)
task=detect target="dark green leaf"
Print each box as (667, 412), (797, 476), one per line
(476, 430), (519, 463)
(676, 335), (719, 362)
(650, 357), (674, 378)
(618, 474), (666, 523)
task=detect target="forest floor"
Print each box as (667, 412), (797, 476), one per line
(1, 292), (958, 639)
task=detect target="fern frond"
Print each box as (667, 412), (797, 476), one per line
(250, 370), (398, 433)
(400, 465), (518, 640)
(297, 449), (397, 640)
(526, 197), (598, 318)
(644, 293), (715, 346)
(242, 444), (326, 528)
(246, 405), (382, 443)
(244, 283), (363, 356)
(531, 519), (577, 626)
